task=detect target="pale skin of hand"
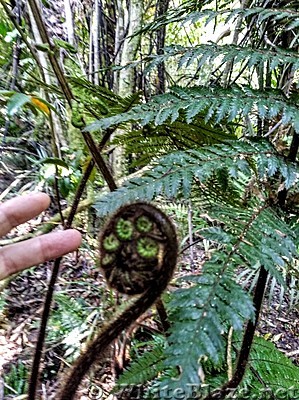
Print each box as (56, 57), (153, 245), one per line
(0, 192), (82, 280)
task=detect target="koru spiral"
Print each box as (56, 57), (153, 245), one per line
(100, 202), (176, 295)
(58, 202), (178, 400)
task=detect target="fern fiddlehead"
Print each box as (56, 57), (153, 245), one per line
(57, 202), (178, 400)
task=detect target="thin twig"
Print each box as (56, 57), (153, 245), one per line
(188, 200), (194, 270)
(28, 258), (62, 399)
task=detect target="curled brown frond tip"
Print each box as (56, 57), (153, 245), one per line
(57, 203), (177, 400)
(99, 202), (178, 295)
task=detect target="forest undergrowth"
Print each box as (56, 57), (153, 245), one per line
(0, 176), (298, 399)
(1, 0), (299, 398)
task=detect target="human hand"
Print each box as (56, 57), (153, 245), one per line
(0, 192), (82, 280)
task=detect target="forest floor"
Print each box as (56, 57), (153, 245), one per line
(0, 195), (298, 399)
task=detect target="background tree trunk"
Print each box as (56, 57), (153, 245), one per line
(111, 0), (143, 177)
(27, 0), (66, 153)
(155, 0), (169, 94)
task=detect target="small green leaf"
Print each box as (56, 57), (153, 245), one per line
(53, 38), (77, 53)
(7, 93), (31, 116)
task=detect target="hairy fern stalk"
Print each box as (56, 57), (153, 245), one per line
(86, 1), (299, 398)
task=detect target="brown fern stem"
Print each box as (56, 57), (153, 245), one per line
(27, 0), (74, 105)
(155, 297), (170, 332)
(58, 287), (169, 399)
(65, 127), (118, 229)
(57, 203), (178, 399)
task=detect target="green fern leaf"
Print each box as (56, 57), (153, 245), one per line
(153, 268), (254, 398)
(146, 44), (299, 75)
(239, 337), (299, 398)
(115, 340), (166, 388)
(141, 6), (299, 34)
(94, 140), (299, 216)
(86, 85), (299, 132)
(152, 200), (298, 398)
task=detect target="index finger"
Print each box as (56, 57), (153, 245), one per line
(0, 193), (50, 237)
(0, 229), (82, 280)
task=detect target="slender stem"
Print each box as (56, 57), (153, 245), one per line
(65, 160), (94, 229)
(155, 298), (170, 332)
(54, 167), (65, 226)
(28, 257), (62, 400)
(287, 127), (299, 162)
(278, 127), (299, 207)
(0, 146), (37, 157)
(27, 0), (74, 105)
(155, 0), (169, 94)
(65, 128), (115, 228)
(82, 131), (117, 191)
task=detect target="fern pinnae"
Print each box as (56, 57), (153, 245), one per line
(86, 85), (299, 133)
(94, 139), (299, 217)
(155, 205), (270, 396)
(159, 188), (299, 397)
(241, 337), (299, 395)
(141, 5), (299, 34)
(115, 340), (166, 389)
